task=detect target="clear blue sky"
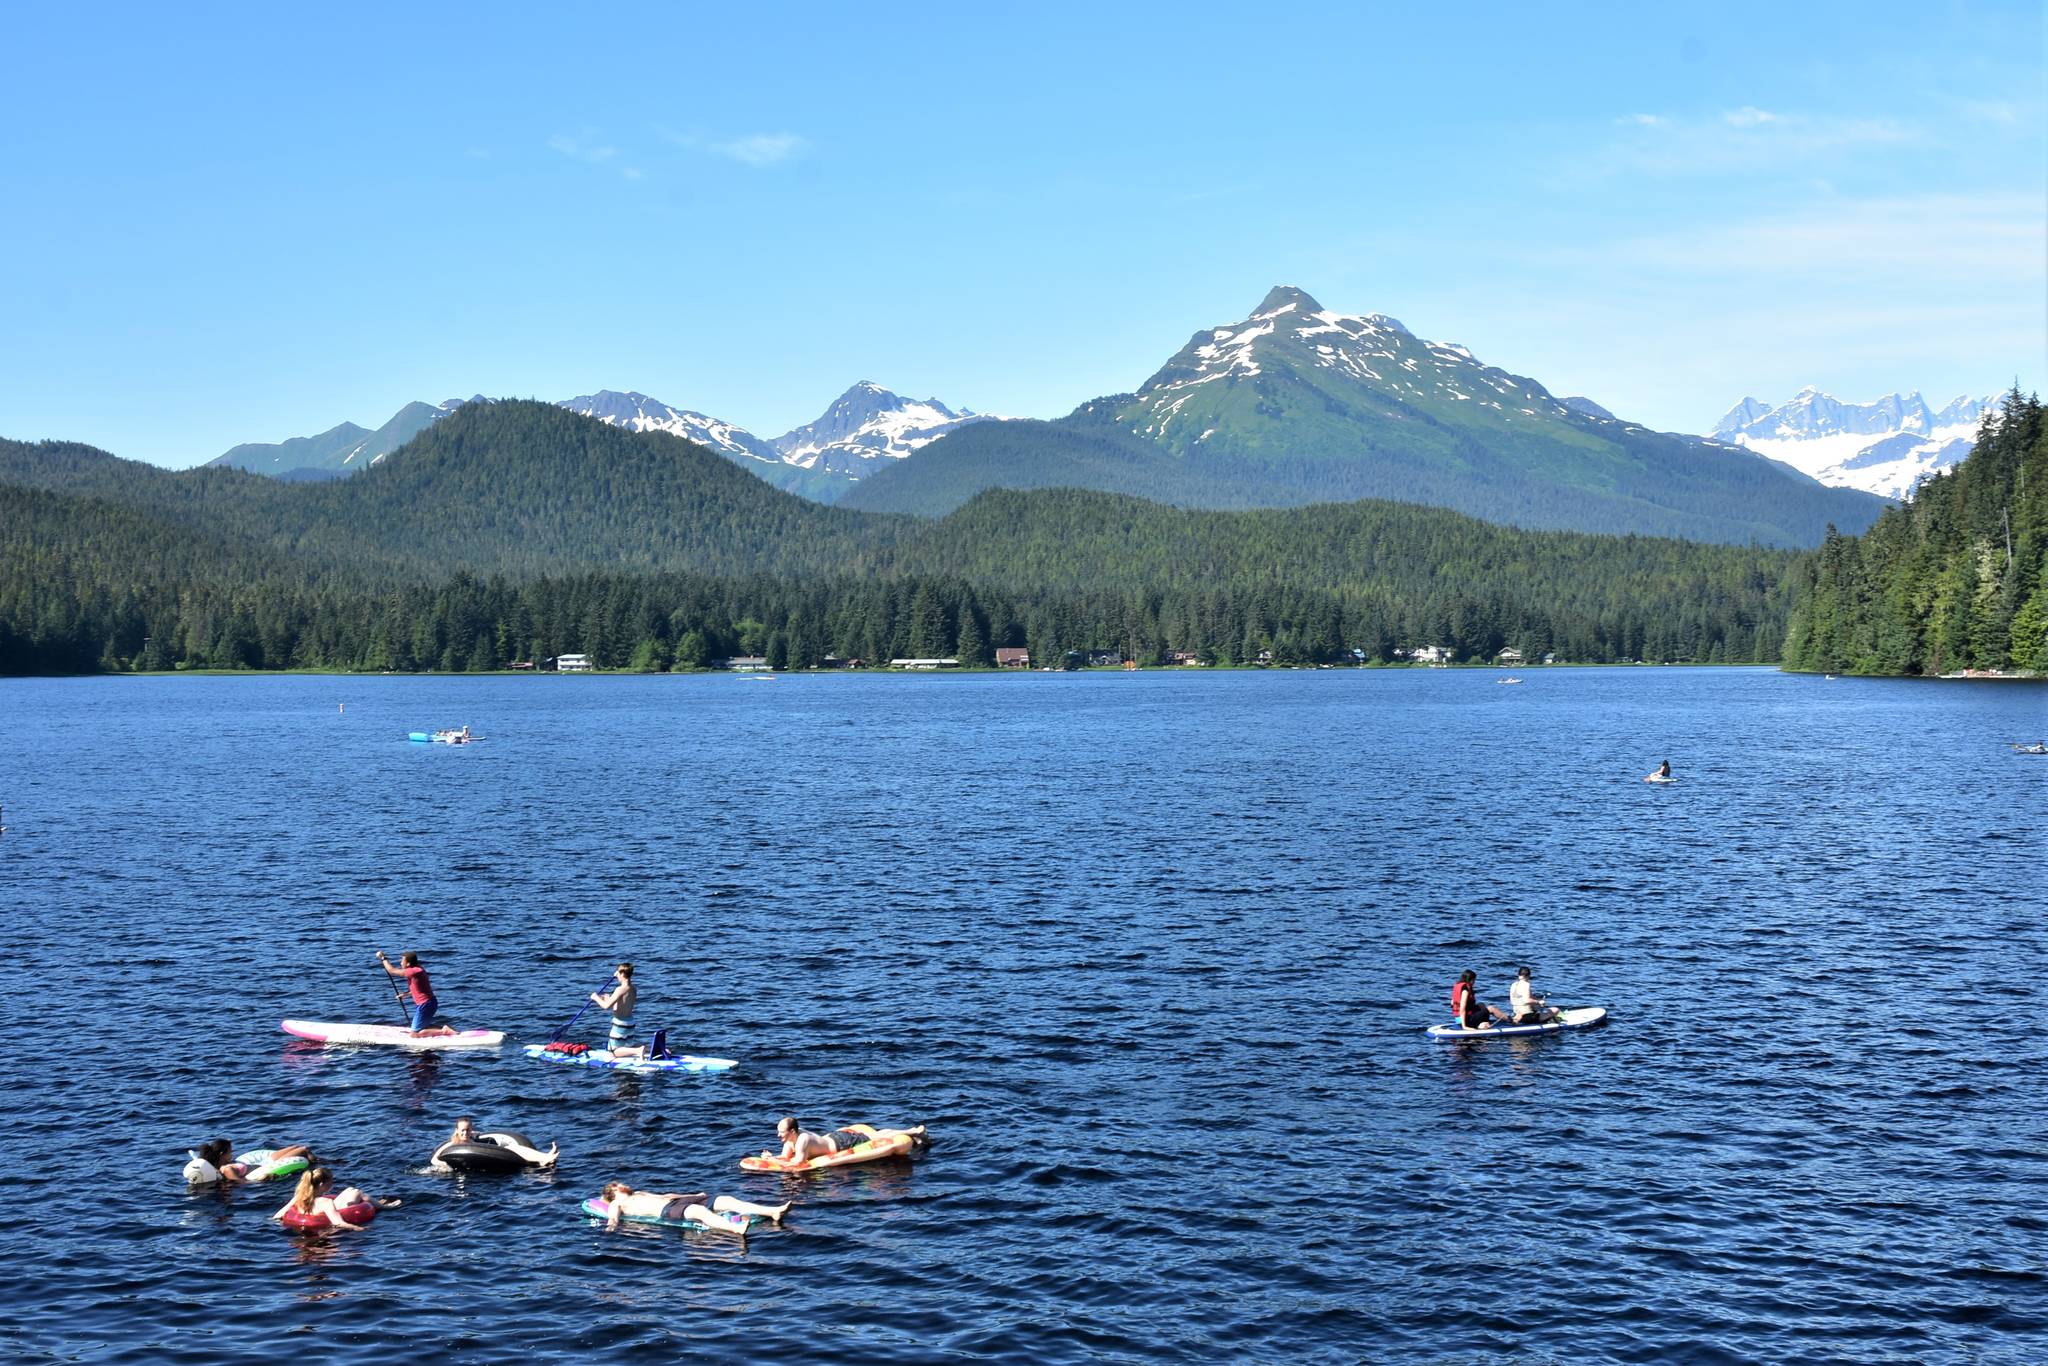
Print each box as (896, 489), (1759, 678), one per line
(2, 2), (2041, 467)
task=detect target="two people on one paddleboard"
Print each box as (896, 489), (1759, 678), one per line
(430, 1117), (558, 1170)
(185, 1140), (313, 1185)
(1451, 967), (1558, 1030)
(377, 949), (455, 1037)
(271, 1165), (399, 1230)
(596, 1183), (790, 1235)
(769, 1117), (928, 1163)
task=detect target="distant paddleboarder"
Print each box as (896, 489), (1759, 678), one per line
(1645, 760), (1674, 784)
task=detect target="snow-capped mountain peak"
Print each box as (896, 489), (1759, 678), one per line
(556, 390), (782, 467)
(770, 382), (1000, 474)
(1123, 286), (1584, 448)
(1707, 388), (1995, 499)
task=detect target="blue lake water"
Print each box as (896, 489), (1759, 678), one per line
(0, 667), (2042, 1363)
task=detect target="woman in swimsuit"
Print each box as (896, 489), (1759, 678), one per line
(430, 1117), (558, 1169)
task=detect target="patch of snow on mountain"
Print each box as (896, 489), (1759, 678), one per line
(1708, 388), (1996, 499)
(769, 382), (1004, 475)
(558, 390), (782, 466)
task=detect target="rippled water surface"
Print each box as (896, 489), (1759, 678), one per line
(2, 668), (2043, 1363)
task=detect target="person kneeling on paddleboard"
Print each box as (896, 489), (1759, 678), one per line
(1451, 970), (1508, 1029)
(1508, 966), (1558, 1025)
(597, 1183), (789, 1233)
(377, 950), (451, 1037)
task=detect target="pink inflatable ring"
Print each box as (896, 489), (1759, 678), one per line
(280, 1202), (376, 1230)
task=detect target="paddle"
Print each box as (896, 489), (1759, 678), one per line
(549, 972), (621, 1043)
(376, 955), (410, 1026)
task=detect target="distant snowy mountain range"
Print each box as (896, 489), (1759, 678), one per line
(213, 383), (1003, 501)
(1709, 388), (1995, 499)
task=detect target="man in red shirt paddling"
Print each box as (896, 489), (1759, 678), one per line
(376, 950), (448, 1036)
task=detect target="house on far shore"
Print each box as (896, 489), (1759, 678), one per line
(888, 657), (960, 670)
(1402, 645), (1453, 664)
(1086, 650), (1122, 667)
(712, 655), (771, 672)
(1164, 650), (1206, 666)
(509, 660), (536, 671)
(820, 655), (866, 669)
(551, 653), (593, 672)
(1496, 648), (1525, 666)
(995, 647), (1032, 668)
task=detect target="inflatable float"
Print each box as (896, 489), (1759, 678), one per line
(280, 1202), (376, 1230)
(184, 1148), (308, 1184)
(437, 1131), (548, 1175)
(282, 1020), (505, 1050)
(740, 1124), (926, 1173)
(580, 1197), (750, 1236)
(1427, 1006), (1608, 1041)
(521, 1044), (736, 1073)
(242, 1150), (311, 1183)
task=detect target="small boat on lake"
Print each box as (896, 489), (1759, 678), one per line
(2013, 741), (2047, 755)
(406, 726), (481, 745)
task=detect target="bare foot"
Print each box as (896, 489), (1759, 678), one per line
(769, 1201), (792, 1224)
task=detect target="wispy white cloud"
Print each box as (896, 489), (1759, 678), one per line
(548, 131), (618, 165)
(658, 126), (810, 167)
(1956, 98), (2026, 127)
(718, 132), (808, 166)
(547, 130), (642, 181)
(1578, 192), (2045, 281)
(1589, 106), (1924, 177)
(1720, 106), (1781, 128)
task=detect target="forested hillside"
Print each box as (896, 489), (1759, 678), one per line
(3, 403), (899, 580)
(1783, 391), (2047, 676)
(3, 406), (1801, 674)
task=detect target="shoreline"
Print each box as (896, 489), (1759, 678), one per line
(8, 661), (1810, 680)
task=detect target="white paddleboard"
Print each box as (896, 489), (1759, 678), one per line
(1427, 1006), (1607, 1040)
(281, 1020), (505, 1049)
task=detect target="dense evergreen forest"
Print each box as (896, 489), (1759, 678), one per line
(1784, 391), (2047, 676)
(2, 402), (1805, 674)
